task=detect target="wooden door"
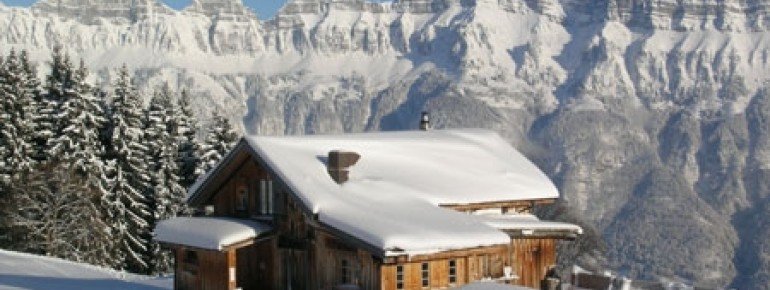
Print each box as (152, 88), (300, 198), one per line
(281, 249), (309, 290)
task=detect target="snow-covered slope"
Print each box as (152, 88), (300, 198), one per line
(1, 0), (769, 288)
(0, 250), (171, 290)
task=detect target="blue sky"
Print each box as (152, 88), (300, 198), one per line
(1, 0), (288, 19)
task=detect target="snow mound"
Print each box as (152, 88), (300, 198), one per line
(450, 281), (535, 290)
(0, 250), (171, 290)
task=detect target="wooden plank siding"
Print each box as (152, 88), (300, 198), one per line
(236, 238), (277, 290)
(378, 238), (557, 290)
(174, 247), (232, 290)
(209, 159), (273, 218)
(312, 231), (382, 290)
(510, 238), (556, 289)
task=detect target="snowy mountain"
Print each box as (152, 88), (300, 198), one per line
(1, 0), (769, 288)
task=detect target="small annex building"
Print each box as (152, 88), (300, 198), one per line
(155, 129), (582, 290)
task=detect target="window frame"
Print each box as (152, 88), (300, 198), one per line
(235, 180), (248, 211)
(259, 179), (274, 214)
(421, 262), (430, 288)
(396, 265), (404, 290)
(182, 250), (199, 275)
(341, 258), (351, 284)
(448, 259), (457, 285)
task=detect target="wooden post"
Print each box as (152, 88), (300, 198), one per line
(228, 249), (237, 290)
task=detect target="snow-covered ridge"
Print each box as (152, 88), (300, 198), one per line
(2, 0), (769, 124)
(184, 0), (257, 21)
(606, 0), (770, 31)
(31, 0), (175, 24)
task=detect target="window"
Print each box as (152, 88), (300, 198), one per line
(396, 265), (404, 290)
(448, 260), (457, 284)
(236, 181), (248, 211)
(341, 259), (351, 283)
(182, 250), (198, 275)
(183, 250), (198, 265)
(421, 262), (430, 288)
(259, 179), (274, 214)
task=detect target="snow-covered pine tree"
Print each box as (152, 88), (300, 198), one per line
(196, 110), (239, 177)
(0, 49), (37, 187)
(0, 51), (20, 187)
(103, 64), (152, 273)
(143, 84), (187, 274)
(175, 89), (201, 188)
(32, 47), (71, 163)
(17, 50), (41, 165)
(0, 49), (41, 248)
(48, 58), (106, 179)
(0, 51), (14, 246)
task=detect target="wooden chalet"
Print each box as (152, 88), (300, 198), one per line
(155, 129), (582, 290)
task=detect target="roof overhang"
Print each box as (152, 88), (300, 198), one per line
(154, 217), (273, 251)
(473, 214), (583, 240)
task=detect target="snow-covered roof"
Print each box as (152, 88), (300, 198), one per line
(187, 129), (568, 256)
(472, 213), (583, 236)
(246, 129), (558, 208)
(154, 217), (271, 251)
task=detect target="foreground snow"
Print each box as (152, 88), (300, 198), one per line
(450, 281), (534, 290)
(0, 250), (172, 290)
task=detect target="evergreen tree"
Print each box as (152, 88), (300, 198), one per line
(0, 51), (20, 187)
(144, 84), (187, 274)
(49, 59), (106, 179)
(0, 49), (37, 186)
(103, 65), (151, 273)
(32, 47), (71, 163)
(175, 89), (201, 188)
(196, 110), (238, 177)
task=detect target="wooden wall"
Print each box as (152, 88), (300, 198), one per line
(510, 238), (556, 289)
(381, 258), (468, 290)
(313, 231), (381, 290)
(379, 239), (557, 290)
(210, 159), (272, 218)
(174, 247), (232, 290)
(236, 239), (277, 290)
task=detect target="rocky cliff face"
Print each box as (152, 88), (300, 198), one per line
(1, 0), (769, 287)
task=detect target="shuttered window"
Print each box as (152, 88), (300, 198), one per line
(259, 179), (273, 214)
(341, 259), (351, 283)
(396, 265), (404, 290)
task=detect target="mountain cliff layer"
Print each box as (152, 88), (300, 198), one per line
(1, 0), (770, 287)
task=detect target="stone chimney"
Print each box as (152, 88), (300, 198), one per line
(327, 150), (360, 184)
(419, 111), (430, 131)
